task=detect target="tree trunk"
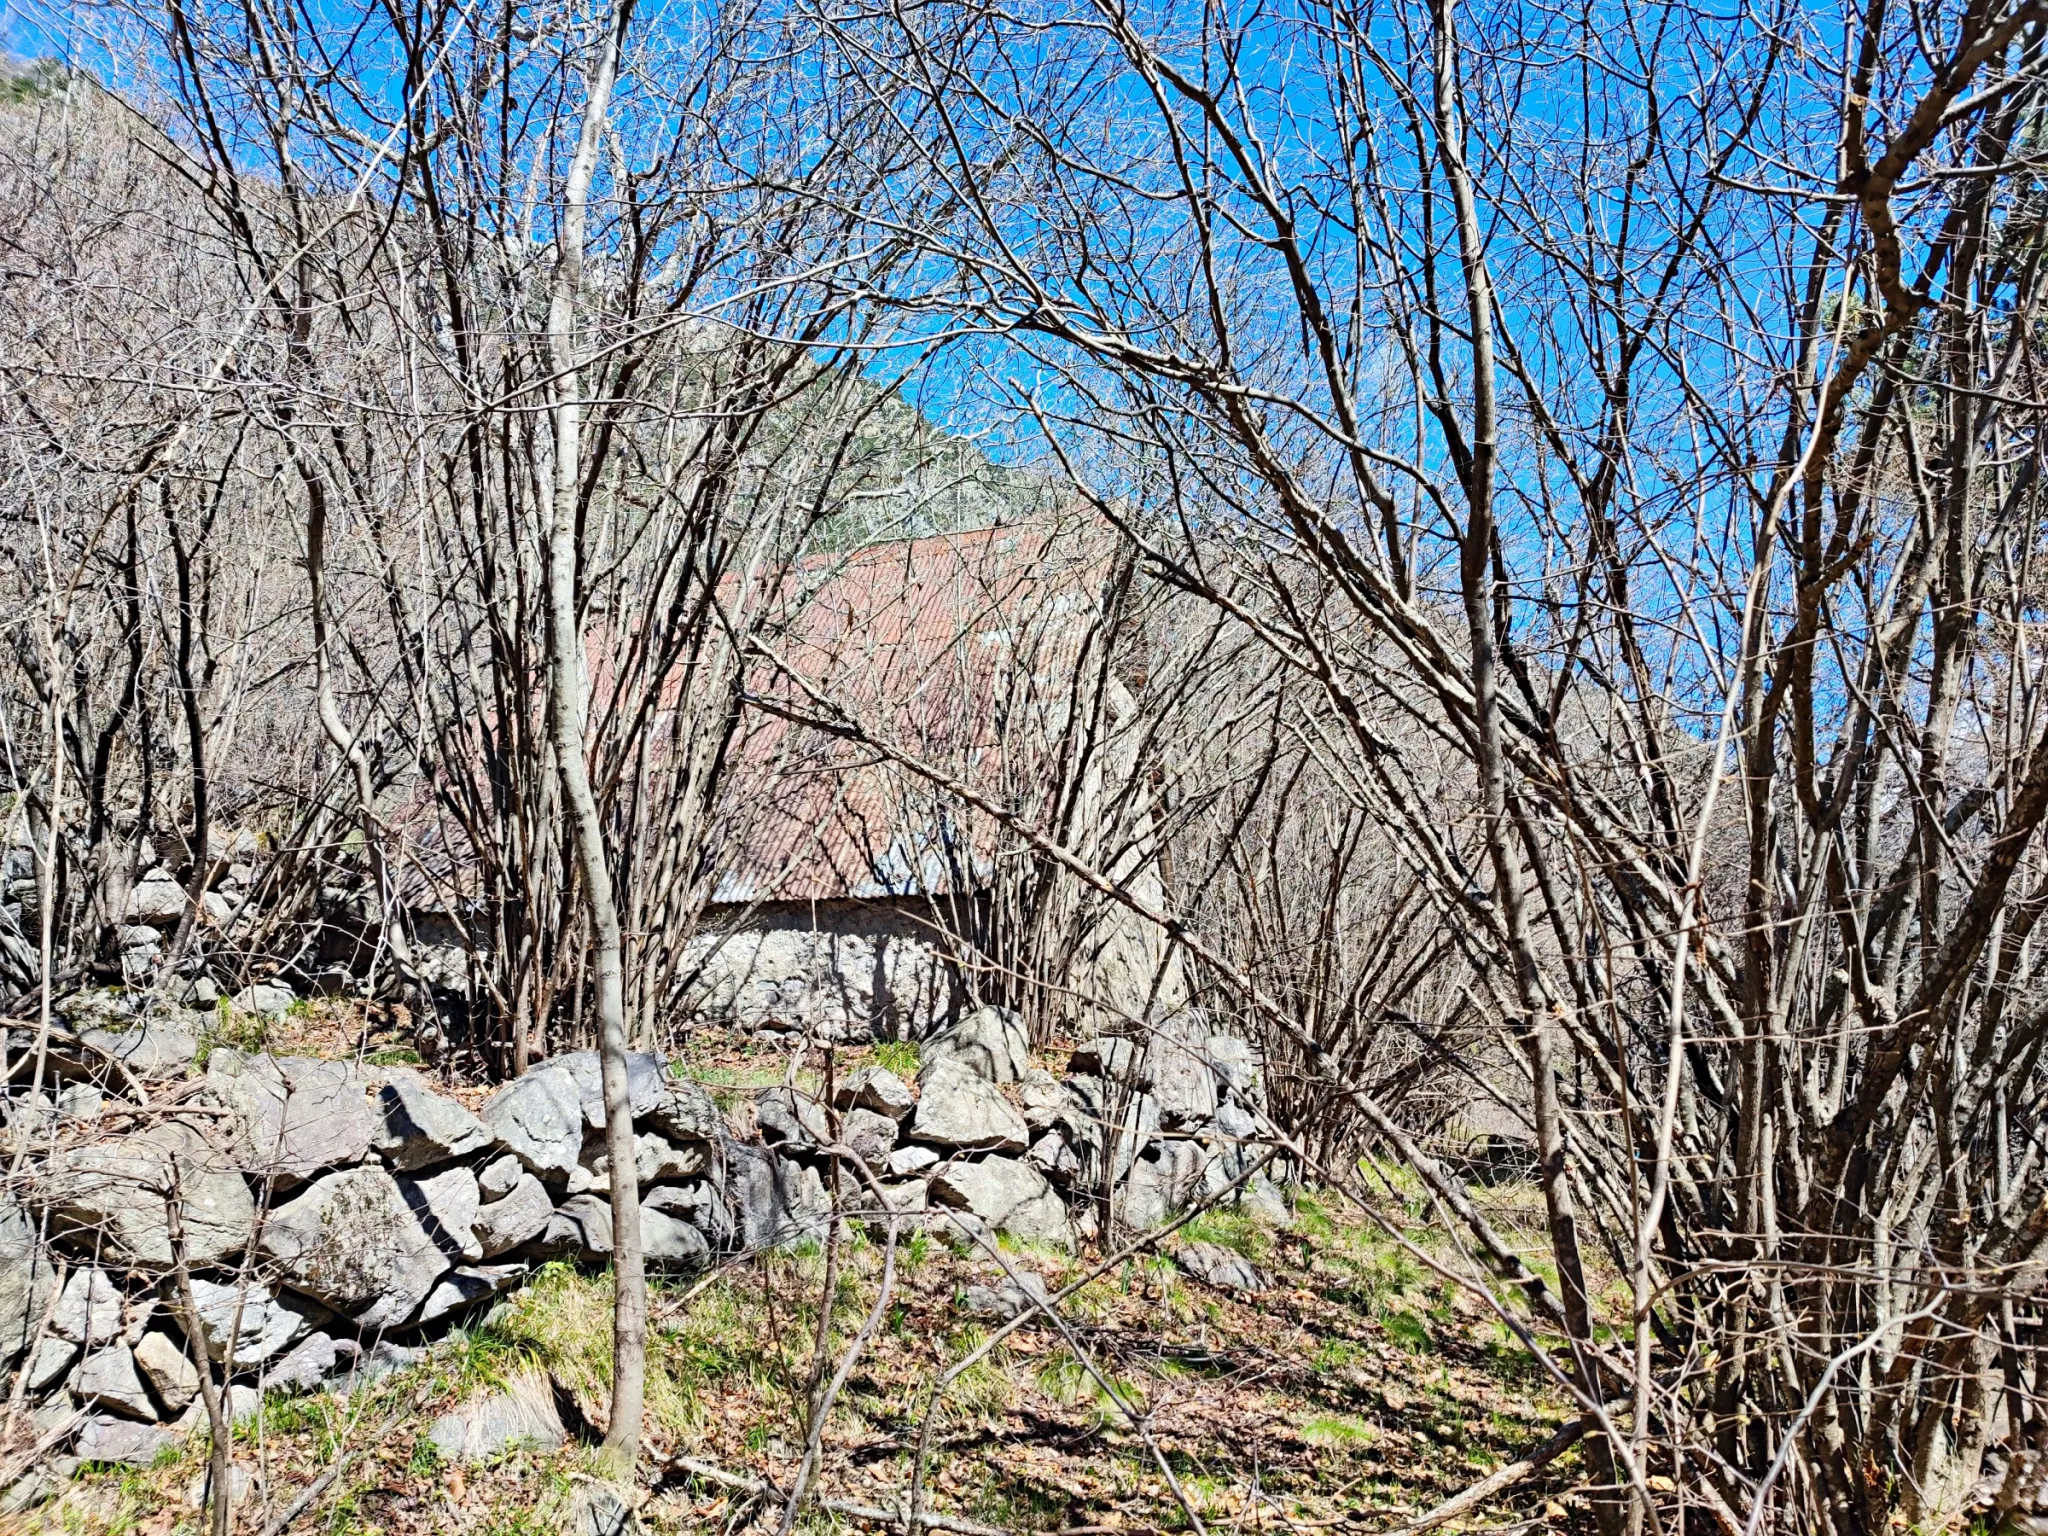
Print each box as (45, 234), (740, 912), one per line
(542, 1), (644, 1473)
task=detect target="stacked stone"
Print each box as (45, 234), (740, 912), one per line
(749, 1004), (1077, 1251)
(0, 1011), (727, 1476)
(0, 992), (1284, 1487)
(746, 1004), (1285, 1252)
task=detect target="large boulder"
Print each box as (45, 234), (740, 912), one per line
(931, 1156), (1072, 1247)
(400, 1165), (483, 1263)
(920, 1005), (1029, 1085)
(474, 1174), (553, 1259)
(727, 1144), (828, 1251)
(908, 1061), (1028, 1152)
(835, 1066), (914, 1120)
(74, 1343), (156, 1419)
(0, 1199), (54, 1365)
(208, 1050), (372, 1186)
(368, 1070), (493, 1171)
(132, 1331), (198, 1413)
(479, 1064), (585, 1181)
(36, 1119), (254, 1269)
(174, 1276), (328, 1366)
(256, 1166), (451, 1328)
(79, 1022), (198, 1083)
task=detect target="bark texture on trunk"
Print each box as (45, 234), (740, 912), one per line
(542, 3), (644, 1472)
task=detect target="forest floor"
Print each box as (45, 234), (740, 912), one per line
(5, 1019), (1586, 1536)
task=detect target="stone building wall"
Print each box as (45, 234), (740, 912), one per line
(678, 897), (965, 1040)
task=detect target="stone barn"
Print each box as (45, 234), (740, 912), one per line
(676, 523), (1101, 1041)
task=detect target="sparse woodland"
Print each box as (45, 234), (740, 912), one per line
(0, 0), (2045, 1528)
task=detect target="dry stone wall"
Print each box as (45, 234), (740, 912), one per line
(0, 993), (1282, 1485)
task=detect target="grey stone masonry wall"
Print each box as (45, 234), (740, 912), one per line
(0, 988), (1286, 1492)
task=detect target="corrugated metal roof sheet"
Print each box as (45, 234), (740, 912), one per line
(714, 522), (1102, 903)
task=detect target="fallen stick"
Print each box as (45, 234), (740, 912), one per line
(667, 1455), (1010, 1536)
(256, 1450), (353, 1536)
(1378, 1416), (1589, 1535)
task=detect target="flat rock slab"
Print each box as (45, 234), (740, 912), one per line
(257, 1165), (451, 1329)
(76, 1414), (175, 1465)
(909, 1062), (1028, 1152)
(931, 1156), (1071, 1247)
(209, 1050), (373, 1186)
(427, 1372), (565, 1462)
(369, 1070), (493, 1172)
(36, 1119), (254, 1269)
(79, 1023), (197, 1083)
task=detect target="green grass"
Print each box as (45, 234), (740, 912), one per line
(869, 1040), (920, 1077)
(1180, 1206), (1271, 1262)
(1300, 1412), (1377, 1449)
(1382, 1308), (1431, 1352)
(1033, 1355), (1147, 1424)
(366, 1046), (423, 1067)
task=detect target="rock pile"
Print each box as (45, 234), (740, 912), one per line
(0, 993), (1282, 1483)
